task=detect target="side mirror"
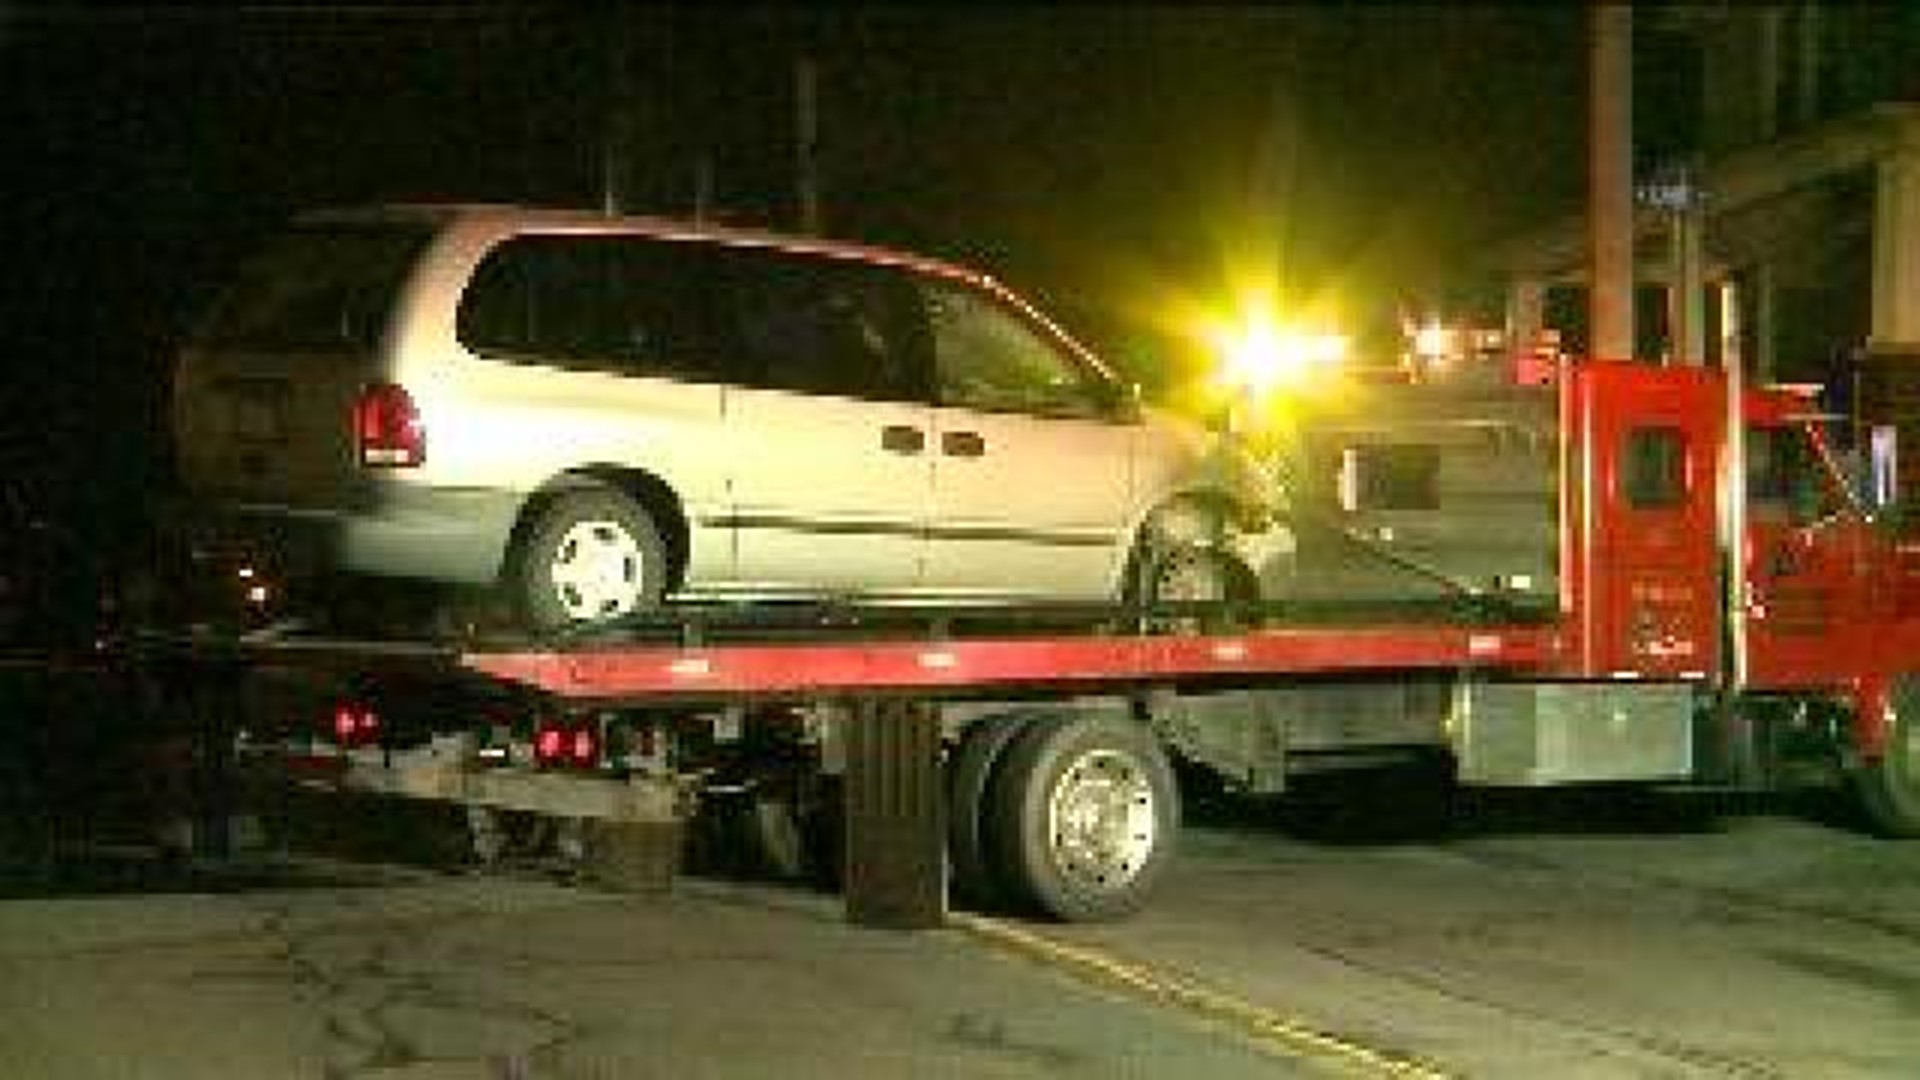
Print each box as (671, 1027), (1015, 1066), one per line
(1103, 379), (1144, 422)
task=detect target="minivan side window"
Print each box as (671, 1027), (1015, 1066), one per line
(924, 281), (1115, 420)
(456, 235), (722, 381)
(710, 246), (930, 403)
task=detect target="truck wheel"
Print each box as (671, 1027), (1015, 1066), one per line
(987, 714), (1180, 921)
(946, 714), (1053, 911)
(517, 487), (668, 632)
(1855, 679), (1920, 837)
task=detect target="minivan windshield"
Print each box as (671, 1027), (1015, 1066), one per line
(196, 223), (433, 352)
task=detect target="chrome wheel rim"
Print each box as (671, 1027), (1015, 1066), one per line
(1046, 748), (1157, 892)
(548, 519), (648, 620)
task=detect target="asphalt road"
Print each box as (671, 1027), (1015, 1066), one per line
(3, 792), (1917, 1078)
(0, 855), (1309, 1079)
(1032, 789), (1920, 1078)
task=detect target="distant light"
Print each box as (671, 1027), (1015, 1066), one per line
(237, 565), (256, 580)
(1412, 321), (1453, 360)
(246, 584), (270, 605)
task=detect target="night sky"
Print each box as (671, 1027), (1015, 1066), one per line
(0, 6), (1594, 547)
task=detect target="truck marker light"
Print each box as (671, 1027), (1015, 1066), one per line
(918, 650), (959, 670)
(1211, 641), (1248, 662)
(535, 723), (567, 765)
(569, 726), (599, 768)
(1468, 634), (1502, 657)
(332, 704), (380, 746)
(668, 657), (711, 678)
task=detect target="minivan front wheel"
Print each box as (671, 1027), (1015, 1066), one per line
(517, 488), (668, 632)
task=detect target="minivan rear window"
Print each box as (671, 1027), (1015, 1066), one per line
(197, 224), (433, 352)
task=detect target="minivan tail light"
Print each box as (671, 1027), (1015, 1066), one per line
(354, 382), (425, 468)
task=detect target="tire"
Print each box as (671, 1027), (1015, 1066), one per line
(1854, 678), (1920, 838)
(1133, 542), (1246, 635)
(516, 487), (669, 632)
(1146, 545), (1235, 604)
(946, 714), (1054, 912)
(986, 713), (1180, 922)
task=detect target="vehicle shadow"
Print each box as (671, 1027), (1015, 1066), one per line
(0, 789), (474, 901)
(1179, 761), (1867, 847)
(0, 849), (408, 901)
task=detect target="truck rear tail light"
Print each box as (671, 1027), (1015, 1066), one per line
(332, 703), (381, 748)
(354, 382), (425, 468)
(568, 725), (600, 768)
(534, 722), (567, 766)
(533, 720), (599, 769)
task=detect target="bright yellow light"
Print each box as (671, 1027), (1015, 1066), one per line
(1213, 314), (1347, 395)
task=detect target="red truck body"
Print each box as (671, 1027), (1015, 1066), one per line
(469, 362), (1916, 733)
(174, 358), (1920, 922)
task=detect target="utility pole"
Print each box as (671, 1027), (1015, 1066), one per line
(1669, 168), (1705, 366)
(1589, 4), (1634, 361)
(602, 10), (632, 216)
(796, 55), (822, 234)
(1255, 76), (1302, 308)
(693, 153), (714, 224)
(1640, 163), (1707, 366)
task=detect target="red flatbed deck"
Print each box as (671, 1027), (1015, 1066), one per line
(461, 622), (1561, 701)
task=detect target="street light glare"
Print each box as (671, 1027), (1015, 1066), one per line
(1215, 315), (1347, 394)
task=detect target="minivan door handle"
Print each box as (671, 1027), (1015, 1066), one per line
(942, 430), (987, 458)
(880, 424), (926, 455)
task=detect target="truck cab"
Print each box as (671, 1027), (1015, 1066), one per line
(1220, 359), (1920, 835)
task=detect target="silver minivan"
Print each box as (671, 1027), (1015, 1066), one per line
(172, 205), (1261, 629)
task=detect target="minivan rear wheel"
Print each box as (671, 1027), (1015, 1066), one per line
(516, 488), (668, 632)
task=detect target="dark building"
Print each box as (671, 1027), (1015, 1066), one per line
(1498, 4), (1920, 395)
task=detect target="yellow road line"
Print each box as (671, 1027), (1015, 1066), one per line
(952, 913), (1455, 1080)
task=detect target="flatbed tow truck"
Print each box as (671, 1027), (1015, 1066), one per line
(30, 357), (1920, 926)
